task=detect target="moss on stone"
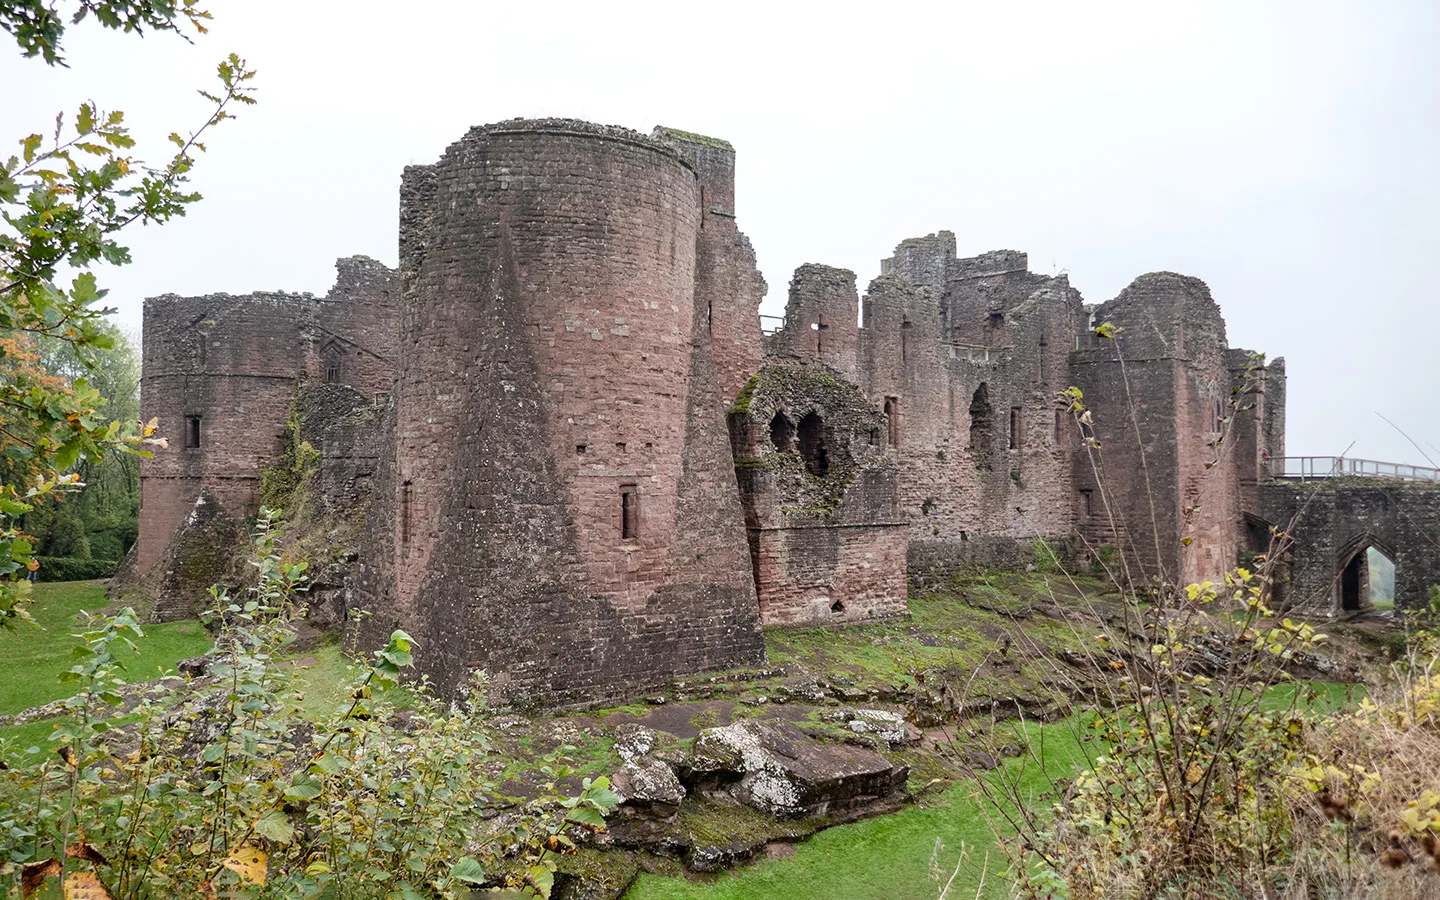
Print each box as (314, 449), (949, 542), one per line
(554, 847), (641, 898)
(653, 126), (735, 151)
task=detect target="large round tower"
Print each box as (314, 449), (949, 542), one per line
(356, 119), (763, 701)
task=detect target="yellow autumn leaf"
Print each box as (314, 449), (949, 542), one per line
(222, 845), (268, 885)
(63, 871), (114, 900)
(1186, 763), (1204, 785)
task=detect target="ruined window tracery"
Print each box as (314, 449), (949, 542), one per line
(322, 342), (342, 385)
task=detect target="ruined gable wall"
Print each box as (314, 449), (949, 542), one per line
(354, 120), (762, 701)
(314, 256), (399, 401)
(765, 265), (861, 381)
(865, 245), (1086, 574)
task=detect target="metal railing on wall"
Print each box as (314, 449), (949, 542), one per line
(759, 314), (786, 336)
(1270, 456), (1440, 483)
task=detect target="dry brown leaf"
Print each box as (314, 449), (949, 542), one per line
(221, 845), (268, 885)
(57, 745), (78, 768)
(62, 871), (114, 900)
(21, 858), (61, 899)
(198, 880), (218, 898)
(65, 842), (109, 865)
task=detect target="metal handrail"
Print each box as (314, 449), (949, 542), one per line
(759, 314), (786, 336)
(1270, 456), (1440, 483)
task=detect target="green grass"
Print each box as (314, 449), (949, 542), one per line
(625, 720), (1090, 900)
(0, 581), (212, 717)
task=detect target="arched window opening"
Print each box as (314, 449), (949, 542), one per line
(797, 412), (829, 478)
(769, 411), (797, 452)
(969, 383), (993, 468)
(830, 598), (845, 614)
(883, 396), (900, 448)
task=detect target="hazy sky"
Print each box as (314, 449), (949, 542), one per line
(5, 0), (1437, 465)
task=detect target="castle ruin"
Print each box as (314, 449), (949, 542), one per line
(135, 117), (1381, 704)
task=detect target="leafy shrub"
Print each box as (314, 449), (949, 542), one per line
(965, 375), (1440, 898)
(0, 509), (618, 897)
(33, 555), (118, 581)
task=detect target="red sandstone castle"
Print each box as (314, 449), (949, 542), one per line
(134, 119), (1286, 702)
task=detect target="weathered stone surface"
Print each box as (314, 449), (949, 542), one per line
(612, 757), (685, 808)
(145, 488), (244, 621)
(684, 720), (908, 819)
(847, 708), (907, 745)
(613, 723), (659, 762)
(351, 119), (766, 703)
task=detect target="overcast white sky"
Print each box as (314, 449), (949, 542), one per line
(5, 0), (1437, 465)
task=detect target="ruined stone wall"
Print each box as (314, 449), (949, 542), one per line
(729, 364), (906, 626)
(766, 266), (861, 381)
(138, 292), (313, 577)
(1070, 273), (1244, 584)
(313, 256), (400, 401)
(863, 243), (1087, 575)
(354, 119), (763, 702)
(137, 260), (396, 618)
(1260, 480), (1440, 613)
(653, 128), (765, 407)
(1263, 357), (1287, 462)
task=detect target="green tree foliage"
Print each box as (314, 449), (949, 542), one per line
(1, 0), (212, 65)
(0, 0), (255, 624)
(21, 326), (142, 563)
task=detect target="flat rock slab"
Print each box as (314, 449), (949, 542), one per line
(685, 719), (908, 818)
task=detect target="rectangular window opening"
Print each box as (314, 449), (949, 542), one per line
(621, 485), (639, 540)
(185, 415), (202, 449)
(1080, 489), (1094, 517)
(1054, 410), (1063, 445)
(400, 480), (413, 545)
(884, 397), (900, 448)
(1009, 407), (1022, 450)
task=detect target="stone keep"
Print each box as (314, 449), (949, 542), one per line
(350, 120), (765, 702)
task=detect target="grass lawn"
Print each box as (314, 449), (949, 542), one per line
(0, 581), (212, 754)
